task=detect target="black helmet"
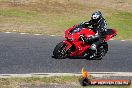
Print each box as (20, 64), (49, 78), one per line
(91, 11), (102, 23)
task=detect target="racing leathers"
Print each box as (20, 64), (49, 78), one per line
(82, 17), (108, 58)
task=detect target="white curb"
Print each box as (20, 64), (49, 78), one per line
(0, 72), (132, 78)
(89, 72), (132, 78)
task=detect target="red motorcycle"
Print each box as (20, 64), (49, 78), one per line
(53, 22), (117, 59)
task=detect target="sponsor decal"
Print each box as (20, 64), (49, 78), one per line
(80, 68), (131, 86)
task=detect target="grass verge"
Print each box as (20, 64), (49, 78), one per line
(0, 76), (82, 88)
(0, 0), (132, 39)
(0, 76), (131, 88)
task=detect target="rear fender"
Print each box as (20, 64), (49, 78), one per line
(105, 29), (117, 41)
(63, 40), (72, 51)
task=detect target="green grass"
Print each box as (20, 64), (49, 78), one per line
(0, 9), (37, 17)
(0, 76), (81, 88)
(106, 11), (132, 39)
(0, 0), (132, 39)
(0, 76), (131, 88)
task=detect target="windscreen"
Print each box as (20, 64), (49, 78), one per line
(70, 23), (84, 34)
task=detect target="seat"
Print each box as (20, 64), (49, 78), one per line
(106, 29), (114, 35)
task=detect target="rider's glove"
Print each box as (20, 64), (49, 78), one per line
(88, 36), (93, 41)
(84, 22), (90, 25)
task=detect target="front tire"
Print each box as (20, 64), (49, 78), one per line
(53, 42), (67, 59)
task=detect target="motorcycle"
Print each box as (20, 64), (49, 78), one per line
(53, 22), (117, 59)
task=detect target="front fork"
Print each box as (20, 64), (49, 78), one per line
(63, 40), (72, 52)
(63, 40), (72, 51)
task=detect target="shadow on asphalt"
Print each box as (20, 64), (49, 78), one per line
(52, 56), (101, 60)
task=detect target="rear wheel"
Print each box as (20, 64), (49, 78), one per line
(96, 42), (108, 59)
(53, 42), (67, 59)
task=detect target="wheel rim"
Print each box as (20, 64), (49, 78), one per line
(100, 49), (105, 58)
(57, 44), (67, 58)
(96, 43), (108, 59)
(98, 47), (106, 58)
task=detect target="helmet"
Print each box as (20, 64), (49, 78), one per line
(91, 11), (102, 23)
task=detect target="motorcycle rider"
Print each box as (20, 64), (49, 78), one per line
(82, 11), (108, 58)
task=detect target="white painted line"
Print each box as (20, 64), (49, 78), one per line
(50, 35), (56, 36)
(4, 32), (12, 34)
(20, 33), (28, 35)
(121, 40), (126, 42)
(89, 72), (132, 78)
(34, 34), (41, 35)
(110, 39), (114, 40)
(0, 72), (132, 78)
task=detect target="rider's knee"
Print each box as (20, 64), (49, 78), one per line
(90, 44), (97, 50)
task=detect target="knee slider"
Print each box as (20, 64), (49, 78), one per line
(90, 44), (97, 50)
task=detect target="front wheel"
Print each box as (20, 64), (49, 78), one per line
(53, 42), (67, 59)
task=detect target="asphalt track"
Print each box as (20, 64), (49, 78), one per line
(0, 33), (132, 74)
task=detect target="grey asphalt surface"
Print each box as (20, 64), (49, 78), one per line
(0, 33), (132, 74)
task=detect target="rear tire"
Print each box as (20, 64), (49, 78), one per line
(53, 42), (67, 59)
(96, 42), (108, 60)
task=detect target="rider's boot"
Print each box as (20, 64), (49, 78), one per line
(89, 44), (97, 58)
